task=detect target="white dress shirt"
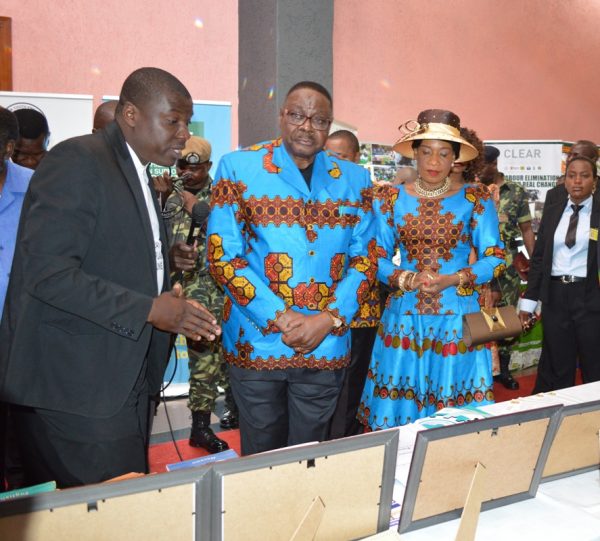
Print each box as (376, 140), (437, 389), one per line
(519, 195), (592, 313)
(126, 143), (164, 294)
(551, 195), (592, 277)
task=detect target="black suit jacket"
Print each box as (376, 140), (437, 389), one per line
(543, 183), (567, 207)
(524, 191), (600, 311)
(0, 122), (172, 417)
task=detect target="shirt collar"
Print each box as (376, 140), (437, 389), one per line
(568, 194), (593, 210)
(126, 143), (148, 179)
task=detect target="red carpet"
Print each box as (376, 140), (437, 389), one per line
(492, 373), (537, 403)
(149, 430), (241, 474)
(149, 369), (583, 473)
(492, 369), (583, 403)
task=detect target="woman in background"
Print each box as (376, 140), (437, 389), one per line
(358, 110), (505, 430)
(449, 126), (485, 186)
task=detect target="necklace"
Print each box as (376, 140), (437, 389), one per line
(414, 176), (451, 198)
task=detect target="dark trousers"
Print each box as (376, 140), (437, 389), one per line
(11, 362), (152, 489)
(328, 326), (378, 439)
(229, 365), (345, 456)
(533, 281), (600, 393)
(0, 403), (25, 491)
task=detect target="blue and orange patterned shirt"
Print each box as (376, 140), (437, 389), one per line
(207, 139), (378, 370)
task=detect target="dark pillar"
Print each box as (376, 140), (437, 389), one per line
(238, 0), (333, 147)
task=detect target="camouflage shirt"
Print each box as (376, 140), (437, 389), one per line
(496, 179), (531, 267)
(165, 178), (221, 299)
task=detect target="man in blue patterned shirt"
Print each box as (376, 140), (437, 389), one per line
(207, 82), (378, 454)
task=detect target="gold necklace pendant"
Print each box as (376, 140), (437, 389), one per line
(414, 177), (451, 198)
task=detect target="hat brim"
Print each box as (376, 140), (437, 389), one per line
(393, 123), (478, 163)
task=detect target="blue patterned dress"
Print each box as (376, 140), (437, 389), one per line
(357, 183), (506, 429)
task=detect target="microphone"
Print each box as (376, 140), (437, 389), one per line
(185, 200), (210, 245)
(191, 200), (210, 226)
(173, 200), (211, 284)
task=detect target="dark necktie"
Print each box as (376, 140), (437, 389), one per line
(565, 204), (583, 249)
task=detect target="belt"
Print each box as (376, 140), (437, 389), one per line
(550, 275), (586, 283)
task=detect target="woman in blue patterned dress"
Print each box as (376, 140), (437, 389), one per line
(358, 109), (506, 430)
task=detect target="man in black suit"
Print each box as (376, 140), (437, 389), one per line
(0, 67), (221, 488)
(520, 156), (600, 392)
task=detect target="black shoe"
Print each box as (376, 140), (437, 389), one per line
(189, 411), (230, 453)
(494, 373), (520, 390)
(219, 408), (239, 430)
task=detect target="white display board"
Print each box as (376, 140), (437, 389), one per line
(486, 140), (565, 204)
(0, 91), (94, 149)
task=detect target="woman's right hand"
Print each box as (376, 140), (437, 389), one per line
(411, 271), (432, 290)
(417, 270), (462, 294)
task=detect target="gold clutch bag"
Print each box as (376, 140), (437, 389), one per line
(462, 306), (523, 347)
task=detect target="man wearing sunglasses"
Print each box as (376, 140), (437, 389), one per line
(207, 81), (377, 455)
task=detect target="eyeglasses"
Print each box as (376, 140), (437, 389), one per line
(284, 109), (332, 131)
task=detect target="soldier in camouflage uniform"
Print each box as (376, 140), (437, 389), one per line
(163, 136), (237, 453)
(481, 146), (535, 389)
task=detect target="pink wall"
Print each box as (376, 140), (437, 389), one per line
(5, 1), (599, 148)
(333, 0), (600, 145)
(2, 0), (239, 146)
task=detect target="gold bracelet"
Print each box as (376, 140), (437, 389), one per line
(456, 271), (465, 289)
(397, 270), (407, 292)
(407, 272), (416, 291)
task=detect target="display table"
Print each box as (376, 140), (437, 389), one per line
(392, 471), (600, 540)
(387, 381), (600, 540)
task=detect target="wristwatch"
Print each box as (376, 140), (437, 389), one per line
(326, 311), (343, 329)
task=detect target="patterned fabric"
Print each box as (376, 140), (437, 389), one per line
(185, 274), (229, 411)
(164, 182), (230, 411)
(358, 183), (505, 429)
(207, 139), (377, 371)
(350, 283), (382, 328)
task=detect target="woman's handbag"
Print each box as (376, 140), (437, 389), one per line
(462, 306), (523, 347)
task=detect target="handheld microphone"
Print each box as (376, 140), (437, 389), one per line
(185, 201), (210, 245)
(191, 200), (210, 227)
(173, 200), (211, 284)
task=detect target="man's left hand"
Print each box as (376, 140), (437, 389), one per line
(282, 312), (334, 354)
(169, 241), (198, 272)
